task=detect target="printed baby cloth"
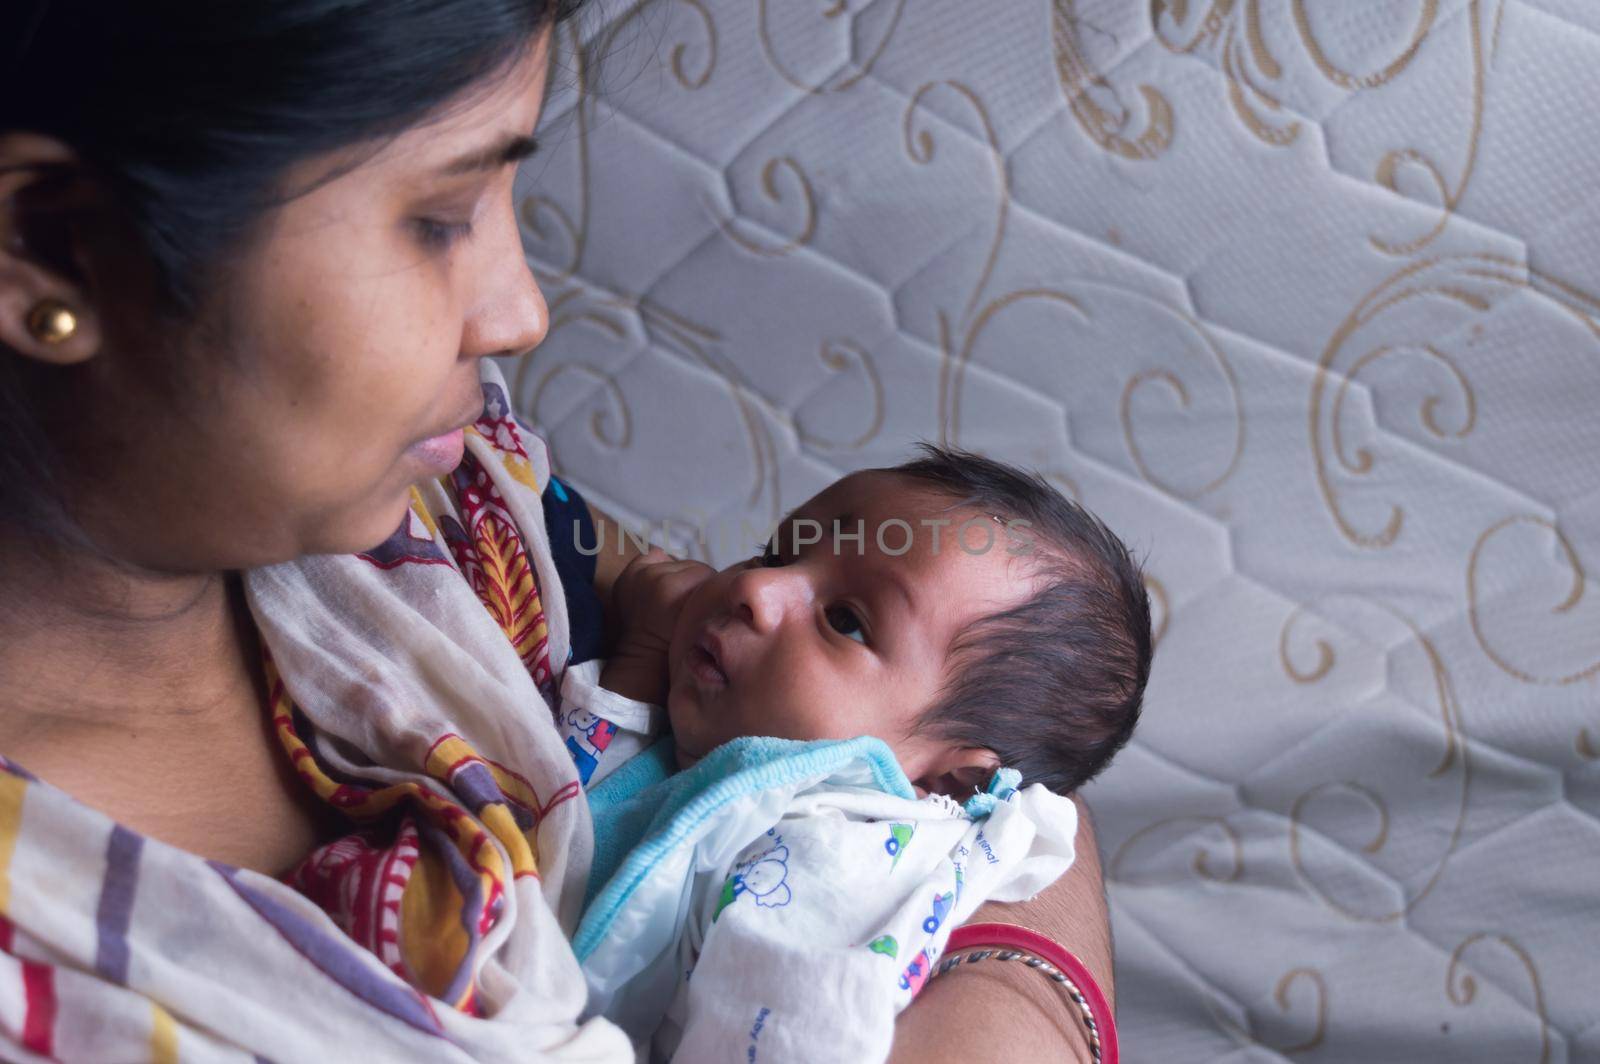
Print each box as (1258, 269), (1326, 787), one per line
(556, 661), (660, 789)
(563, 734), (1078, 1064)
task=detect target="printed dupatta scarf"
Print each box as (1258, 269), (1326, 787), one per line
(0, 363), (630, 1062)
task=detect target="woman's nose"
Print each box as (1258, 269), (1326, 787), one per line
(461, 208), (549, 362)
(730, 566), (810, 634)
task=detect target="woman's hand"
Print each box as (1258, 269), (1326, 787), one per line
(599, 546), (714, 703)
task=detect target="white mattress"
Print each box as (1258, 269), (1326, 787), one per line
(508, 2), (1600, 1060)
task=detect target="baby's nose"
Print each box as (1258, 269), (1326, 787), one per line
(730, 566), (810, 634)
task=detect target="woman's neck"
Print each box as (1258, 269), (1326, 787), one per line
(0, 530), (334, 874)
(0, 532), (251, 744)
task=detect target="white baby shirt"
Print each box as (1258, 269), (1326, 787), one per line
(554, 683), (1078, 1064)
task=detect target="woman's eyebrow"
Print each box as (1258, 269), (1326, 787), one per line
(436, 133), (540, 177)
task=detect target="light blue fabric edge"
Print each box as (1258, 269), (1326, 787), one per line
(588, 736), (677, 818)
(573, 735), (914, 961)
(962, 765), (1023, 818)
(582, 738), (679, 906)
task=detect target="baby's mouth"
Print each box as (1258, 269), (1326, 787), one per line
(688, 635), (729, 688)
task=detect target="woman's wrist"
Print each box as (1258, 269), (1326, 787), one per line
(936, 923), (1115, 1063)
(892, 942), (1096, 1063)
(940, 952), (1100, 1062)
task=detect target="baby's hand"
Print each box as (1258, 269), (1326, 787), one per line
(612, 546), (715, 655)
(601, 547), (714, 703)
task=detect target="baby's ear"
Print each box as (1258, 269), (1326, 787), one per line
(913, 748), (1001, 799)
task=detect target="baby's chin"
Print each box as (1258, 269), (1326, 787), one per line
(663, 679), (705, 770)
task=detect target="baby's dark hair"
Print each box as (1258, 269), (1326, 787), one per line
(889, 445), (1152, 794)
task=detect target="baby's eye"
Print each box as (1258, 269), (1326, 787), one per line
(826, 606), (866, 643)
(758, 538), (785, 568)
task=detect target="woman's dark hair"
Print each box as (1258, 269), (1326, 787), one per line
(1, 0), (584, 540)
(891, 445), (1153, 794)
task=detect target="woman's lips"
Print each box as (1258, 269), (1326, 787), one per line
(408, 389), (487, 475)
(408, 428), (466, 474)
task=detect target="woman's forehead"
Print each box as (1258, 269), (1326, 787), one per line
(285, 31), (555, 199)
(387, 35), (553, 169)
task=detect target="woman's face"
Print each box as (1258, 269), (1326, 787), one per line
(68, 32), (554, 571)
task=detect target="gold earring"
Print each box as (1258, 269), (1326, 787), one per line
(26, 300), (78, 345)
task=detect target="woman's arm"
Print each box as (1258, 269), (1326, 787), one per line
(891, 796), (1113, 1063)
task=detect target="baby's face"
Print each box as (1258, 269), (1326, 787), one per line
(665, 471), (1032, 793)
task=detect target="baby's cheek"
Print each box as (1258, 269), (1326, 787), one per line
(775, 693), (850, 743)
(666, 599), (702, 664)
(664, 687), (696, 744)
(807, 673), (855, 726)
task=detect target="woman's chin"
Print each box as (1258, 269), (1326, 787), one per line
(324, 486), (425, 559)
(289, 463), (466, 565)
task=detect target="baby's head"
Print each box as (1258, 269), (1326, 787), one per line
(665, 445), (1152, 796)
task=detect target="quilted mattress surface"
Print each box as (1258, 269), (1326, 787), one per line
(506, 2), (1600, 1060)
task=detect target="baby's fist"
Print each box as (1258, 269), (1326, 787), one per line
(610, 546), (714, 658)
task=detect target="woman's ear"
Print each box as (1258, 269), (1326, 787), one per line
(0, 132), (104, 367)
(912, 747), (1002, 800)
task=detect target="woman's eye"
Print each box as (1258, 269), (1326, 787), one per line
(826, 606), (866, 644)
(414, 217), (474, 250)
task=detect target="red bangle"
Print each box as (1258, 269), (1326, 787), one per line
(943, 921), (1118, 1064)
